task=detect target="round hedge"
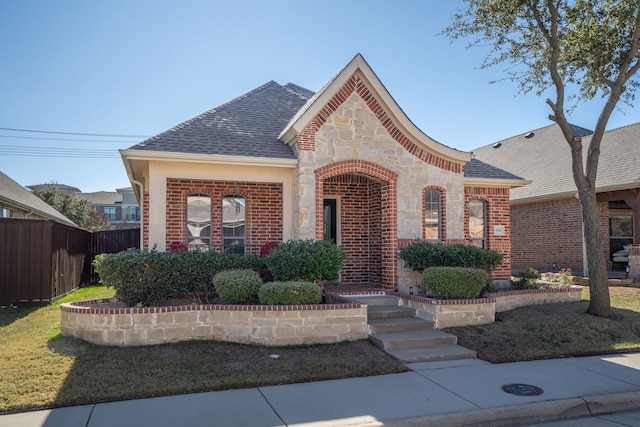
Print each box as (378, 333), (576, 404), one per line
(213, 269), (263, 304)
(258, 281), (321, 305)
(423, 267), (488, 299)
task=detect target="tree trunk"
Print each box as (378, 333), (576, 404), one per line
(579, 188), (612, 317)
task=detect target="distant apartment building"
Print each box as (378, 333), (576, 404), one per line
(77, 188), (141, 230)
(27, 184), (140, 230)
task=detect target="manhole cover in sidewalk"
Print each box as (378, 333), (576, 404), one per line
(501, 383), (544, 396)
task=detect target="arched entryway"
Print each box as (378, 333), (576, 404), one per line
(315, 160), (398, 291)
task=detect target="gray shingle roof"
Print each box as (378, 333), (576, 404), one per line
(464, 158), (524, 180)
(129, 81), (314, 159)
(472, 122), (640, 202)
(0, 171), (78, 227)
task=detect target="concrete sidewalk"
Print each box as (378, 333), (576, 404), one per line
(2, 353), (640, 427)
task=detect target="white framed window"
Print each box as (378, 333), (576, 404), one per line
(424, 189), (442, 241)
(469, 200), (487, 249)
(222, 195), (245, 254)
(187, 194), (211, 250)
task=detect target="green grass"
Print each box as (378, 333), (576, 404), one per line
(0, 286), (406, 414)
(445, 286), (640, 363)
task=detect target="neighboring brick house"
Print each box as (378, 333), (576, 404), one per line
(0, 171), (77, 227)
(120, 54), (526, 292)
(473, 123), (640, 276)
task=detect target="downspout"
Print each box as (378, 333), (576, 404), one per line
(129, 177), (144, 249)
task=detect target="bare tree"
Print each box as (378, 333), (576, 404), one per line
(443, 0), (640, 317)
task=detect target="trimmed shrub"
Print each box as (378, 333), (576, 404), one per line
(258, 281), (321, 305)
(92, 248), (176, 306)
(93, 249), (268, 307)
(213, 269), (263, 304)
(265, 239), (346, 282)
(423, 266), (488, 299)
(398, 242), (504, 273)
(512, 267), (541, 290)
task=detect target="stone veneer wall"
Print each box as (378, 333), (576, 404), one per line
(488, 286), (583, 312)
(395, 286), (582, 329)
(61, 300), (367, 347)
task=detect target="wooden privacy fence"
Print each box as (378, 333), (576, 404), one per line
(0, 218), (139, 305)
(85, 228), (141, 284)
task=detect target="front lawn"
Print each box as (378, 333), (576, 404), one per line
(3, 285), (640, 414)
(444, 286), (640, 363)
(0, 286), (406, 414)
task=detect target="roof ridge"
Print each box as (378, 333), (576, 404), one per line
(282, 83), (314, 99)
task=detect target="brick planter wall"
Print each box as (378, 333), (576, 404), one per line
(397, 295), (496, 329)
(395, 285), (583, 329)
(61, 300), (367, 347)
(488, 286), (583, 312)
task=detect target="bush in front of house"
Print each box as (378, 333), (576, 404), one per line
(213, 269), (263, 304)
(93, 248), (176, 306)
(258, 281), (321, 305)
(423, 266), (488, 299)
(93, 249), (268, 307)
(511, 267), (541, 290)
(398, 242), (504, 273)
(265, 239), (346, 282)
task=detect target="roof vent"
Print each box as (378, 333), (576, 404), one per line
(492, 143), (502, 149)
(524, 132), (535, 139)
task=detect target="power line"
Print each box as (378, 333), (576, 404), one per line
(0, 134), (138, 143)
(0, 144), (121, 158)
(0, 127), (150, 138)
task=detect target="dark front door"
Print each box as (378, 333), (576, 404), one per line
(323, 199), (337, 243)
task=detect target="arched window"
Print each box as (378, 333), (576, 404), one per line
(186, 194), (211, 250)
(424, 189), (442, 241)
(222, 195), (246, 254)
(469, 199), (487, 249)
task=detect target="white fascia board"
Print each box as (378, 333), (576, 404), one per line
(509, 191), (578, 206)
(119, 149), (298, 168)
(464, 177), (532, 188)
(281, 54), (471, 165)
(595, 183), (640, 193)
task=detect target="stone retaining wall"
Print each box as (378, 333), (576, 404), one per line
(60, 299), (368, 347)
(397, 295), (495, 329)
(488, 286), (583, 312)
(394, 286), (583, 329)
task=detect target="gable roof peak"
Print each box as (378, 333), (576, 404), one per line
(279, 53), (470, 164)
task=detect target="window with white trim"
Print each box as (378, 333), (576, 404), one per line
(469, 199), (487, 249)
(222, 195), (245, 254)
(186, 194), (211, 250)
(424, 190), (442, 241)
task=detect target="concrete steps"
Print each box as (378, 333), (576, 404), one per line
(347, 294), (477, 364)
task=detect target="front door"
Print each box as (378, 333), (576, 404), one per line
(323, 199), (337, 243)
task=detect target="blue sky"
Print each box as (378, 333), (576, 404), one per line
(0, 1), (636, 193)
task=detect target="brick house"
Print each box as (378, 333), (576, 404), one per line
(473, 122), (640, 276)
(120, 54), (526, 292)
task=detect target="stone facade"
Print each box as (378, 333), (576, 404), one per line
(61, 300), (368, 347)
(396, 286), (582, 329)
(488, 287), (583, 313)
